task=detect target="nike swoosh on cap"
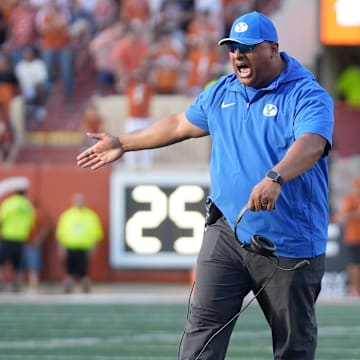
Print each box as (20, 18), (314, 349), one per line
(221, 101), (236, 108)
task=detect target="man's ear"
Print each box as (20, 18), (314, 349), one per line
(270, 42), (279, 56)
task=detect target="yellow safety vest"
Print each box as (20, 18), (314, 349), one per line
(336, 66), (360, 109)
(0, 194), (35, 242)
(56, 207), (103, 250)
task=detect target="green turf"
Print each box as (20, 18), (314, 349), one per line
(0, 302), (359, 359)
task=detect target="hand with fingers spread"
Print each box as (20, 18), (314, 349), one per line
(76, 133), (124, 170)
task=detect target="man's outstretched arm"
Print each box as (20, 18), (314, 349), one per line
(76, 112), (208, 170)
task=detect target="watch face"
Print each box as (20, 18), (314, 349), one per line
(266, 170), (283, 185)
(267, 170), (278, 180)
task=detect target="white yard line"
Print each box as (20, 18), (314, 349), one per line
(0, 286), (359, 305)
(0, 333), (179, 349)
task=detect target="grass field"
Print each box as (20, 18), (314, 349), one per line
(0, 295), (360, 360)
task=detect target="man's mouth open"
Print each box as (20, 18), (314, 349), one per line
(237, 64), (251, 77)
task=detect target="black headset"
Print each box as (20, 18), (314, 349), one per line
(234, 205), (277, 256)
(234, 205), (310, 270)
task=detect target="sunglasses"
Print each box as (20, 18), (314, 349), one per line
(227, 43), (259, 53)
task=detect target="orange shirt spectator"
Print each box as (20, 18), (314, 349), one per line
(186, 9), (219, 47)
(112, 38), (148, 75)
(0, 0), (17, 22)
(150, 32), (182, 94)
(126, 74), (153, 118)
(123, 68), (154, 168)
(120, 0), (150, 28)
(82, 103), (104, 133)
(36, 0), (74, 100)
(89, 21), (125, 94)
(89, 22), (125, 73)
(339, 177), (360, 296)
(36, 1), (72, 50)
(340, 177), (360, 245)
(80, 99), (104, 150)
(183, 39), (220, 97)
(111, 20), (149, 91)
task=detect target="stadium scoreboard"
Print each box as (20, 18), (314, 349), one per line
(110, 170), (210, 269)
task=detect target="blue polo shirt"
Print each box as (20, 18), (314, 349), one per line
(185, 52), (334, 258)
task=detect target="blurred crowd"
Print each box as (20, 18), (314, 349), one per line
(0, 0), (283, 161)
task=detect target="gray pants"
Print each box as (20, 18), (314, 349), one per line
(179, 216), (325, 360)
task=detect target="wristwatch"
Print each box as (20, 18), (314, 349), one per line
(265, 170), (284, 186)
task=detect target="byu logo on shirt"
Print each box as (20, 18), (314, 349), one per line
(263, 104), (278, 117)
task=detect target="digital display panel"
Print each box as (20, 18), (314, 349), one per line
(110, 170), (210, 268)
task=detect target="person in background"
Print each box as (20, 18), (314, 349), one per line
(149, 30), (182, 94)
(36, 0), (74, 102)
(0, 106), (13, 162)
(15, 45), (49, 126)
(223, 0), (252, 35)
(339, 177), (360, 296)
(0, 187), (35, 292)
(80, 97), (104, 151)
(56, 193), (103, 293)
(335, 65), (360, 110)
(20, 197), (51, 294)
(110, 19), (150, 93)
(88, 21), (125, 95)
(119, 0), (150, 29)
(182, 36), (221, 97)
(0, 50), (18, 162)
(185, 8), (219, 49)
(123, 67), (154, 168)
(91, 0), (117, 34)
(0, 50), (19, 125)
(68, 0), (94, 74)
(77, 11), (334, 359)
(154, 0), (194, 53)
(0, 8), (7, 48)
(6, 0), (39, 65)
